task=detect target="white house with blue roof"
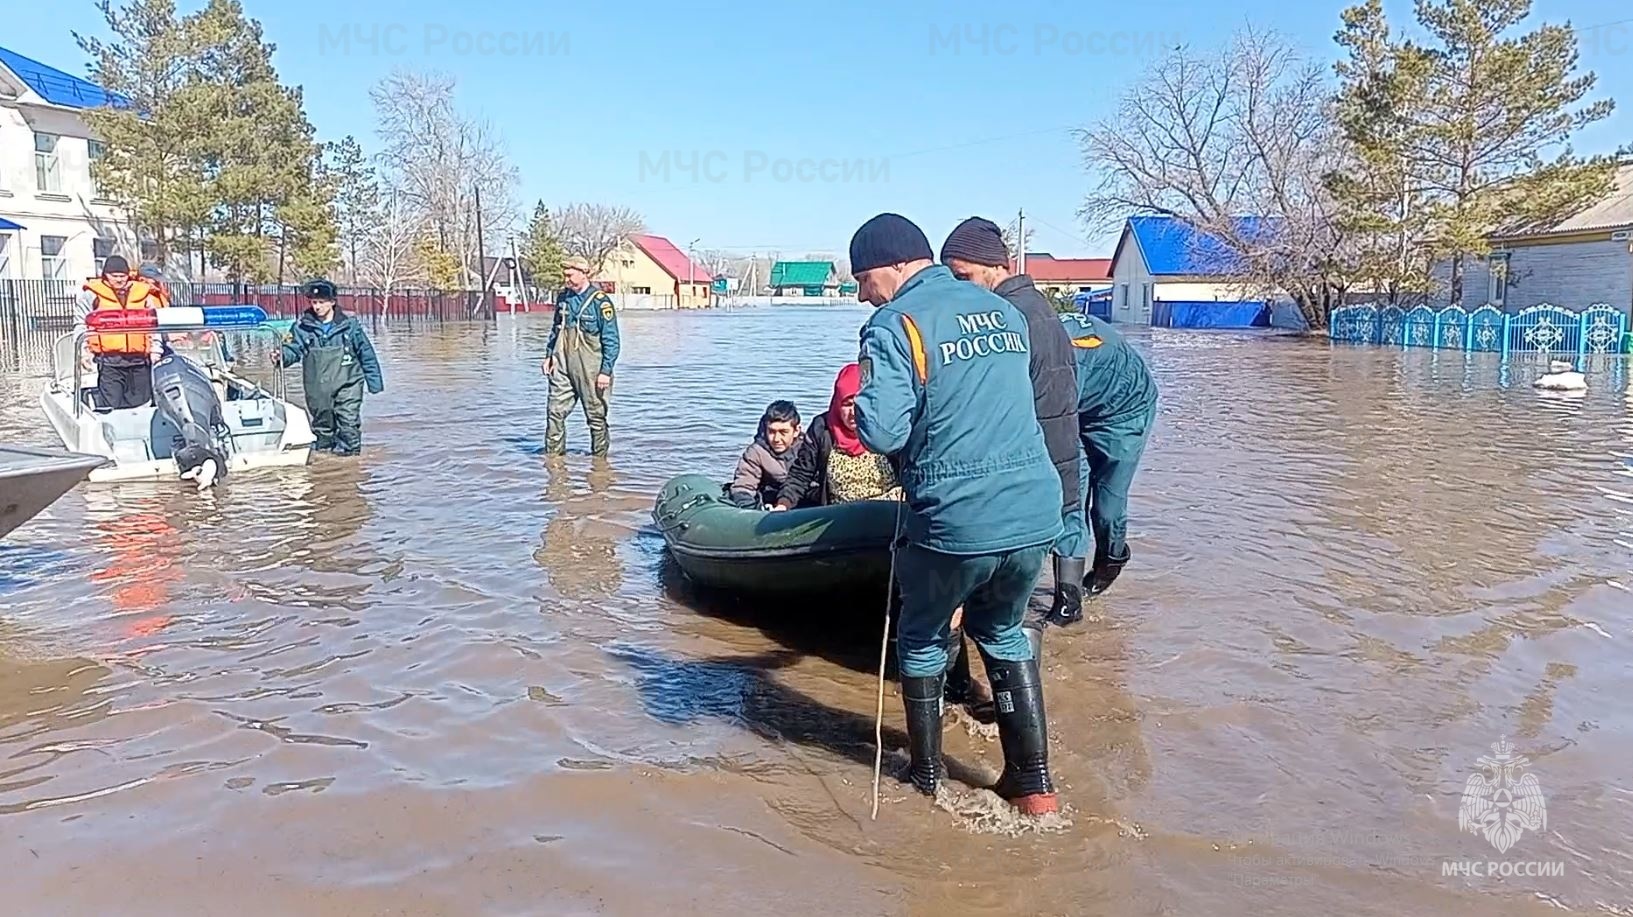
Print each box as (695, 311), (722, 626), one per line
(0, 44), (141, 283)
(1108, 215), (1286, 328)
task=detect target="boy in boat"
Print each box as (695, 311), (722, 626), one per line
(273, 278), (384, 455)
(728, 400), (805, 509)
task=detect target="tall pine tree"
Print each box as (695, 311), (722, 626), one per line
(1335, 0), (1615, 305)
(325, 136), (378, 284)
(75, 0), (213, 268)
(521, 200), (565, 294)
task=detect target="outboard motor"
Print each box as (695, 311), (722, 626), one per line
(151, 347), (231, 490)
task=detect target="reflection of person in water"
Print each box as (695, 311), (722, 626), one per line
(284, 461), (375, 577)
(534, 461), (624, 602)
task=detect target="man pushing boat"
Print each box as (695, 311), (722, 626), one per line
(848, 212), (1064, 815)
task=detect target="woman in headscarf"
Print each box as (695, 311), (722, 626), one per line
(773, 363), (902, 509)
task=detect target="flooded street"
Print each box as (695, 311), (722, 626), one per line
(2, 306), (1631, 916)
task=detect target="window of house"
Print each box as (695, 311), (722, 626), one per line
(1487, 253), (1509, 305)
(0, 235), (12, 278)
(139, 239), (160, 263)
(93, 237), (116, 274)
(631, 286), (652, 294)
(40, 235), (68, 280)
(88, 139), (109, 197)
(35, 132), (62, 193)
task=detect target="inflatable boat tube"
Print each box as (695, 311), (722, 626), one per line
(653, 474), (901, 595)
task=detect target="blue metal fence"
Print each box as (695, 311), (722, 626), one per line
(1330, 302), (1631, 361)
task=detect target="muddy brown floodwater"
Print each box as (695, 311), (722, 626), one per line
(1, 307), (1631, 916)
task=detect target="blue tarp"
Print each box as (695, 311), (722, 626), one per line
(1154, 300), (1269, 329)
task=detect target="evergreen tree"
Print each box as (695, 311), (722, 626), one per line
(521, 200), (565, 292)
(192, 0), (332, 284)
(75, 0), (213, 267)
(1334, 0), (1616, 305)
(325, 136), (378, 284)
(416, 234), (462, 289)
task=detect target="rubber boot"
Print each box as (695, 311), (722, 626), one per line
(1047, 556), (1087, 626)
(900, 673), (945, 796)
(943, 630), (972, 703)
(943, 631), (996, 724)
(1024, 624), (1044, 663)
(980, 650), (1058, 816)
(1084, 546), (1130, 599)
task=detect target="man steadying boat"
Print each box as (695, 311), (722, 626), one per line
(940, 219), (1159, 609)
(941, 217), (1085, 645)
(848, 212), (1064, 815)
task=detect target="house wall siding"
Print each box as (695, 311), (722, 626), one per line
(1109, 235), (1152, 325)
(1442, 237), (1633, 313)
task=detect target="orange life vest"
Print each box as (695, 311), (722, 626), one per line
(84, 278), (159, 355)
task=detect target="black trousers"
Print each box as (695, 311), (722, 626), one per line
(93, 357), (153, 410)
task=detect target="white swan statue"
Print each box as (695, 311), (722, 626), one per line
(1534, 360), (1587, 391)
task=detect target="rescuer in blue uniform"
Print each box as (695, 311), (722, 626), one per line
(849, 212), (1064, 816)
(275, 278), (384, 455)
(1058, 310), (1158, 602)
(543, 256), (621, 456)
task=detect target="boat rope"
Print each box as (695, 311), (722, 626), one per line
(870, 496), (907, 821)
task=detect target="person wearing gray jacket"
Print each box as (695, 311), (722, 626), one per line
(728, 400), (805, 508)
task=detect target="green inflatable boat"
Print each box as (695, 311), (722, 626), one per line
(652, 474), (901, 595)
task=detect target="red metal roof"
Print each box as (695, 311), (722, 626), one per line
(629, 233), (714, 284)
(1022, 256), (1112, 283)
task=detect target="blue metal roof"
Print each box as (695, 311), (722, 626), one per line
(1124, 215), (1275, 276)
(0, 217), (24, 231)
(0, 44), (130, 110)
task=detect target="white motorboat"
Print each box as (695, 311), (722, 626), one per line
(39, 305), (315, 485)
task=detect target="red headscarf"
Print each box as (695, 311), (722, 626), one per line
(827, 363), (867, 457)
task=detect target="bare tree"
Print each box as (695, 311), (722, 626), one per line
(692, 247), (730, 281)
(1077, 28), (1360, 328)
(369, 68), (519, 289)
(557, 203), (646, 274)
(357, 181), (425, 309)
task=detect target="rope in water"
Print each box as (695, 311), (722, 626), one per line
(871, 497), (907, 821)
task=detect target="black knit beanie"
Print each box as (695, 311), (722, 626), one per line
(939, 217), (1009, 267)
(849, 213), (933, 274)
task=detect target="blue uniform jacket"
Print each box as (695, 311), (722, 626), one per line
(279, 310), (384, 394)
(1059, 312), (1157, 426)
(546, 285), (621, 375)
(853, 265), (1063, 555)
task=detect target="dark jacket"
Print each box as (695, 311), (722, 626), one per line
(729, 432), (803, 508)
(775, 415), (836, 509)
(279, 308), (384, 395)
(993, 274), (1083, 515)
(854, 265), (1062, 555)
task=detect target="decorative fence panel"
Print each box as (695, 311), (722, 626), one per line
(1330, 302), (1631, 361)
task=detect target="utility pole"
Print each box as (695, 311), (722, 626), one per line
(510, 236), (530, 312)
(474, 183), (491, 320)
(1017, 208), (1027, 275)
